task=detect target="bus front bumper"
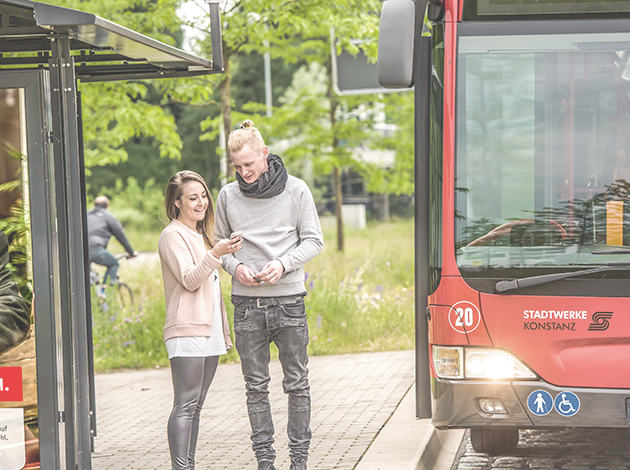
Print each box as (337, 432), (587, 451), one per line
(431, 377), (630, 429)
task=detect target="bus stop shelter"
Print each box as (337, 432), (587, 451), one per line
(0, 1), (223, 468)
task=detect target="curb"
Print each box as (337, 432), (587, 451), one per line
(422, 426), (466, 470)
(354, 383), (465, 470)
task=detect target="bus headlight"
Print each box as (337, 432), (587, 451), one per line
(465, 348), (536, 379)
(432, 346), (536, 380)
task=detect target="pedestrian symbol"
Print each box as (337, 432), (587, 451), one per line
(554, 391), (580, 417)
(527, 390), (553, 416)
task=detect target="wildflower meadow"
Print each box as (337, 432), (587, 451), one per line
(90, 218), (414, 371)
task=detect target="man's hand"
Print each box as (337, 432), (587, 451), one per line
(255, 260), (285, 285)
(235, 264), (262, 286)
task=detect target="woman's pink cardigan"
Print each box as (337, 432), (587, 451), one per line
(158, 219), (232, 349)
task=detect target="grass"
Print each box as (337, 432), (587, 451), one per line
(92, 218), (414, 371)
(304, 219), (415, 355)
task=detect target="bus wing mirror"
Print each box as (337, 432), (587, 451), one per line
(377, 0), (416, 88)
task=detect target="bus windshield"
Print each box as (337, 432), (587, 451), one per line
(455, 22), (630, 276)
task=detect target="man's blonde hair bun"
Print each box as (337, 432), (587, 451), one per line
(228, 119), (264, 155)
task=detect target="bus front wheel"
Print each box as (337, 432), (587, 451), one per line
(470, 428), (519, 455)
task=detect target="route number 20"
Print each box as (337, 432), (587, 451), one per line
(454, 307), (475, 327)
(449, 301), (481, 334)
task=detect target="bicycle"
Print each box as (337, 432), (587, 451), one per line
(89, 253), (135, 310)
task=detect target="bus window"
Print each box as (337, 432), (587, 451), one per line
(455, 25), (630, 284)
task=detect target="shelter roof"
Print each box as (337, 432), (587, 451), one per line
(0, 0), (220, 81)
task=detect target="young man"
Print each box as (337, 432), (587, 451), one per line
(87, 195), (138, 284)
(215, 120), (323, 470)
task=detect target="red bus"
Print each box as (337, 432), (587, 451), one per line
(378, 0), (630, 455)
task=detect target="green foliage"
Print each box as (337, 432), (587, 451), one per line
(91, 280), (169, 370)
(81, 82), (182, 169)
(91, 255), (239, 370)
(48, 0), (409, 214)
(0, 201), (32, 300)
(0, 151), (31, 300)
(366, 92), (415, 195)
(91, 220), (414, 370)
(46, 0), (186, 169)
(231, 53), (306, 110)
(216, 61), (379, 184)
(90, 177), (166, 252)
(193, 0), (384, 177)
(305, 219), (414, 354)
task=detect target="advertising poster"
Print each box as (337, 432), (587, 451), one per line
(0, 88), (39, 469)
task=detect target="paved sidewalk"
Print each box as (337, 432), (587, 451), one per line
(92, 350), (414, 470)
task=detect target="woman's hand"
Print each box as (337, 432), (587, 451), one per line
(210, 237), (242, 258)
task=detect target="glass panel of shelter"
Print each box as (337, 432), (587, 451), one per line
(0, 87), (40, 469)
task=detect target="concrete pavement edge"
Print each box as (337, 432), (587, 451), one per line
(354, 383), (465, 470)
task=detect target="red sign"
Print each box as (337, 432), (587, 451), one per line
(0, 367), (23, 402)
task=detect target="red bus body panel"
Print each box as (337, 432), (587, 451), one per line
(480, 294), (630, 388)
(442, 13), (458, 278)
(428, 276), (492, 347)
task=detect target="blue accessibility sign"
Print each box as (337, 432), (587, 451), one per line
(527, 390), (553, 416)
(554, 391), (580, 417)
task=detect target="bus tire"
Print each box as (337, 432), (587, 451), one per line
(470, 428), (519, 455)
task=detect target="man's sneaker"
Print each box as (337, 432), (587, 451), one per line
(289, 459), (307, 470)
(258, 461), (276, 470)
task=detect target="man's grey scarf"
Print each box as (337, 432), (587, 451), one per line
(237, 154), (288, 199)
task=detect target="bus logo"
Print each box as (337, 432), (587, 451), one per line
(588, 312), (613, 331)
(449, 301), (481, 334)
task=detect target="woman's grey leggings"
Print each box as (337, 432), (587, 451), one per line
(168, 356), (219, 470)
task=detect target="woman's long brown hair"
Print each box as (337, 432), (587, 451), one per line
(164, 170), (216, 249)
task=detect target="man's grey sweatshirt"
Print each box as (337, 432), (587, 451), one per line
(215, 175), (324, 297)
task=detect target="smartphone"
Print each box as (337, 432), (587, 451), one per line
(230, 231), (243, 240)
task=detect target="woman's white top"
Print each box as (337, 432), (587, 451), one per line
(165, 269), (228, 358)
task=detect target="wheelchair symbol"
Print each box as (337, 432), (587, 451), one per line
(554, 391), (580, 417)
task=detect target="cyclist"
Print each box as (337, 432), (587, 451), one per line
(87, 195), (138, 284)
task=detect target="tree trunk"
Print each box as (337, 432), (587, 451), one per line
(333, 166), (344, 251)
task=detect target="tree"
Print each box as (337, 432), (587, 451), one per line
(367, 92), (415, 197)
(192, 0), (383, 251)
(47, 0), (189, 167)
(48, 0), (388, 254)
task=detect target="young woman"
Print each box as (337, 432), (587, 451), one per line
(158, 170), (242, 470)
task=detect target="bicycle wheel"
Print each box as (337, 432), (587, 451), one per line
(116, 282), (134, 308)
